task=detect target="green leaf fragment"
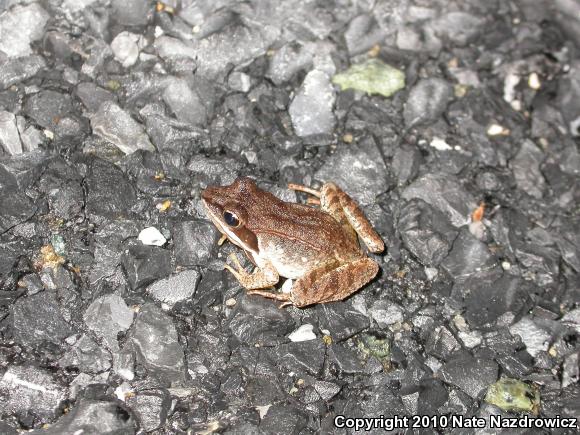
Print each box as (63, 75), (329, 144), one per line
(356, 333), (391, 370)
(484, 377), (540, 414)
(50, 234), (66, 256)
(332, 59), (405, 97)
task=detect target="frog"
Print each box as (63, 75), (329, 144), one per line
(201, 177), (384, 308)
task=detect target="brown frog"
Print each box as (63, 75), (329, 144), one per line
(201, 177), (384, 308)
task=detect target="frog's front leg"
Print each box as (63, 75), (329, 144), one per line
(290, 257), (380, 308)
(224, 253), (279, 289)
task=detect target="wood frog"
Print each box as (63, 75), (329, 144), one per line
(201, 177), (384, 308)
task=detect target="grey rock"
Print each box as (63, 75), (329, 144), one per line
(58, 335), (112, 374)
(461, 274), (534, 328)
(418, 379), (449, 415)
(83, 294), (134, 351)
(402, 173), (477, 227)
(28, 398), (136, 435)
(228, 294), (295, 345)
(314, 380), (341, 401)
(12, 291), (74, 347)
(0, 365), (67, 423)
(562, 308), (580, 334)
(398, 199), (458, 266)
(147, 269), (200, 307)
(0, 190), (36, 232)
(259, 404), (308, 435)
(426, 326), (461, 360)
(84, 158), (137, 220)
(0, 55), (46, 89)
(162, 78), (207, 126)
(122, 243), (172, 290)
(173, 220), (219, 267)
(76, 83), (116, 114)
(0, 422), (17, 435)
(404, 78), (453, 128)
(441, 228), (497, 278)
(359, 386), (407, 420)
(369, 300), (404, 328)
(112, 0), (151, 26)
(91, 101), (155, 155)
(315, 139), (390, 206)
(89, 221), (139, 285)
(431, 12), (485, 46)
(62, 0), (99, 13)
(509, 317), (551, 358)
(228, 71), (252, 93)
(0, 111), (22, 155)
(0, 3), (50, 58)
(344, 14), (387, 56)
(18, 123), (43, 152)
(140, 103), (205, 151)
(392, 145), (421, 185)
(267, 41), (333, 85)
(276, 340), (326, 375)
(330, 344), (365, 374)
(24, 90), (72, 130)
(130, 304), (185, 384)
(126, 390), (171, 432)
(244, 375), (285, 407)
(317, 302), (369, 341)
(511, 139), (546, 199)
(439, 355), (498, 398)
(562, 352), (579, 388)
(154, 36), (197, 61)
(81, 39), (113, 79)
(289, 69), (336, 137)
(47, 182), (84, 221)
(111, 31), (141, 68)
(161, 12), (279, 77)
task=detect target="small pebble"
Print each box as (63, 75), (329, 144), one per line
(138, 227), (167, 246)
(288, 324), (316, 342)
(528, 72), (541, 90)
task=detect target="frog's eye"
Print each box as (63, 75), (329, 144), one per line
(223, 210), (240, 227)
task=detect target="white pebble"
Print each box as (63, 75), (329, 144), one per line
(430, 137), (452, 151)
(111, 31), (141, 68)
(114, 382), (133, 401)
(528, 72), (541, 90)
(138, 227), (167, 246)
(487, 124), (508, 136)
(281, 278), (293, 294)
(288, 324), (316, 342)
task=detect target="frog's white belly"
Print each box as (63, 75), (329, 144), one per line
(254, 238), (313, 279)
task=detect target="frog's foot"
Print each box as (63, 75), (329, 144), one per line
(288, 183), (321, 198)
(217, 234), (228, 246)
(247, 289), (293, 308)
(224, 253), (279, 290)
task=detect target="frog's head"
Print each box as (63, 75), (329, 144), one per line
(201, 177), (259, 253)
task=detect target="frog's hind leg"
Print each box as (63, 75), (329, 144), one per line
(291, 257), (379, 308)
(320, 183), (385, 253)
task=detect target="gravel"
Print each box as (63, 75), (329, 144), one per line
(0, 0), (579, 433)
